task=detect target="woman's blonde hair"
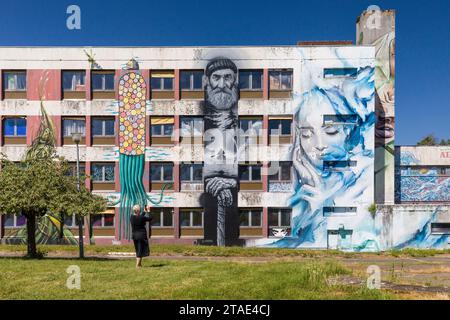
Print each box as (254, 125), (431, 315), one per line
(133, 204), (140, 213)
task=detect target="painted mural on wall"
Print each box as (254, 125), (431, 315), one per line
(202, 57), (240, 246)
(6, 99), (77, 245)
(357, 8), (396, 205)
(390, 206), (450, 249)
(395, 150), (450, 202)
(115, 59), (166, 240)
(245, 45), (378, 251)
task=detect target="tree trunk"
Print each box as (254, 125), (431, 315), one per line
(59, 213), (65, 245)
(26, 213), (37, 258)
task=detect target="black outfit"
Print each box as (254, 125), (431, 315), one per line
(130, 213), (152, 258)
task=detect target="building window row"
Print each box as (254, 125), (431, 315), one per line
(1, 69), (294, 100)
(60, 161), (293, 192)
(1, 116), (293, 146)
(1, 207), (293, 238)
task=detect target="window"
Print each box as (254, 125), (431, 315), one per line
(92, 118), (115, 137)
(269, 209), (291, 227)
(400, 166), (450, 177)
(3, 214), (26, 228)
(323, 114), (359, 125)
(239, 164), (262, 181)
(151, 71), (174, 90)
(431, 223), (450, 235)
(269, 118), (292, 136)
(92, 71), (115, 91)
(63, 71), (86, 91)
(180, 209), (204, 227)
(181, 163), (203, 182)
(269, 70), (292, 90)
(151, 117), (174, 136)
(64, 215), (76, 227)
(66, 163), (86, 177)
(150, 163), (174, 182)
(323, 68), (357, 78)
(323, 160), (357, 171)
(323, 207), (357, 217)
(3, 118), (26, 137)
(239, 70), (263, 90)
(92, 163), (115, 182)
(180, 71), (203, 90)
(239, 117), (263, 135)
(91, 214), (115, 228)
(239, 209), (262, 227)
(151, 208), (173, 227)
(180, 117), (203, 137)
(3, 71), (26, 91)
(63, 118), (86, 137)
(268, 208), (291, 237)
(269, 162), (292, 182)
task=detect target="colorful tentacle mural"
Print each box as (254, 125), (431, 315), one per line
(115, 59), (168, 240)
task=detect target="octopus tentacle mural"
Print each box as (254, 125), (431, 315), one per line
(116, 59), (168, 240)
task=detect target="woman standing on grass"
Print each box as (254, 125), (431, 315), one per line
(130, 204), (152, 268)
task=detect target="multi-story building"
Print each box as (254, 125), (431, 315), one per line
(0, 7), (448, 250)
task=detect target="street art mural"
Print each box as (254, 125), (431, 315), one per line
(357, 8), (396, 205)
(258, 60), (378, 251)
(396, 150), (450, 202)
(386, 206), (450, 249)
(202, 57), (240, 246)
(115, 59), (167, 240)
(6, 98), (77, 245)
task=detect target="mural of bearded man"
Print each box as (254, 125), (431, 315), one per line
(202, 57), (240, 246)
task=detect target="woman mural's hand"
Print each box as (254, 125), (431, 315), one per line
(293, 145), (343, 213)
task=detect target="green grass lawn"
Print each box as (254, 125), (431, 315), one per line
(0, 257), (393, 300)
(1, 244), (449, 258)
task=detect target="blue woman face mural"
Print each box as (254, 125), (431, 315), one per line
(270, 66), (377, 249)
(295, 93), (350, 170)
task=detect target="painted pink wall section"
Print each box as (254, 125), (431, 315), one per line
(85, 161), (91, 190)
(173, 207), (180, 239)
(174, 69), (180, 100)
(85, 69), (92, 101)
(0, 116), (3, 146)
(26, 116), (41, 146)
(114, 162), (120, 192)
(52, 115), (62, 147)
(85, 116), (92, 147)
(263, 69), (269, 100)
(27, 70), (61, 101)
(144, 161), (150, 192)
(262, 207), (268, 237)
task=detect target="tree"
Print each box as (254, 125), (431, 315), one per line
(417, 134), (438, 146)
(0, 157), (107, 258)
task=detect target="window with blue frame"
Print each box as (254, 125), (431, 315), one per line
(3, 71), (26, 91)
(3, 118), (27, 137)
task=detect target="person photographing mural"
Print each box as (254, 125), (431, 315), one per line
(130, 204), (152, 268)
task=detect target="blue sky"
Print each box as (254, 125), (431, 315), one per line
(1, 0), (449, 145)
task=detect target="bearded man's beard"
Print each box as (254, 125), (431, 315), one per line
(206, 85), (238, 110)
